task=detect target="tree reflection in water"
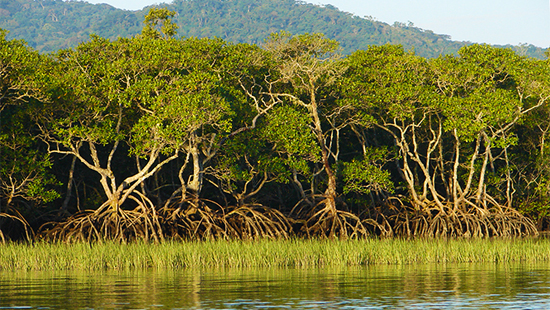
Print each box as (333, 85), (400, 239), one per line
(1, 263), (550, 308)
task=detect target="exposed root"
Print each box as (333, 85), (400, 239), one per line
(225, 205), (291, 239)
(364, 200), (538, 238)
(362, 214), (394, 238)
(160, 198), (229, 239)
(36, 190), (539, 241)
(161, 199), (291, 240)
(299, 199), (368, 239)
(40, 194), (164, 242)
(0, 209), (33, 241)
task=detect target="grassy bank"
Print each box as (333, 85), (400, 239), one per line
(1, 238), (550, 271)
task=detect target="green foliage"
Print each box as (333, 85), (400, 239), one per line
(518, 199), (550, 223)
(433, 45), (525, 141)
(262, 105), (319, 160)
(0, 121), (61, 206)
(265, 31), (339, 58)
(341, 41), (549, 218)
(0, 29), (44, 111)
(0, 0), (144, 52)
(42, 35), (239, 158)
(344, 44), (435, 121)
(513, 57), (550, 222)
(2, 15), (550, 240)
(341, 147), (394, 195)
(141, 8), (178, 39)
(0, 32), (60, 211)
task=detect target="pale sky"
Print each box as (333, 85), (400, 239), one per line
(85, 0), (550, 47)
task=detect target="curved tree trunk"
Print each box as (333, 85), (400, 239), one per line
(310, 94), (337, 212)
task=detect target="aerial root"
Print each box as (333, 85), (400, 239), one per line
(225, 205), (291, 239)
(40, 194), (164, 242)
(361, 211), (394, 238)
(161, 199), (292, 240)
(365, 201), (538, 238)
(300, 199), (368, 239)
(0, 208), (33, 241)
(160, 198), (229, 239)
(37, 193), (539, 241)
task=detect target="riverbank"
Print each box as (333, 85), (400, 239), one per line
(1, 238), (549, 271)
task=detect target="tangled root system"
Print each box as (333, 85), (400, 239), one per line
(35, 190), (540, 241)
(160, 198), (229, 239)
(297, 199), (368, 239)
(224, 205), (291, 239)
(0, 208), (33, 242)
(365, 201), (538, 238)
(161, 199), (292, 240)
(41, 193), (163, 242)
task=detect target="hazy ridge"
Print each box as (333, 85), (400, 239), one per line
(0, 0), (545, 57)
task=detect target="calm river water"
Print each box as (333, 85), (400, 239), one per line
(1, 263), (550, 309)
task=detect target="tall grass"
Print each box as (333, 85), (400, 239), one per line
(1, 238), (550, 271)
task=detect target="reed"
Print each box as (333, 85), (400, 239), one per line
(1, 238), (549, 271)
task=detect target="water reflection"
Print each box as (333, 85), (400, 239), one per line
(1, 263), (550, 309)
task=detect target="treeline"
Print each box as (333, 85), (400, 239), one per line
(0, 0), (546, 59)
(1, 9), (550, 242)
(0, 0), (144, 52)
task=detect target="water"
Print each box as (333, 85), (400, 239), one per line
(1, 263), (550, 309)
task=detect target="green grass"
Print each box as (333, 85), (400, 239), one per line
(1, 238), (550, 271)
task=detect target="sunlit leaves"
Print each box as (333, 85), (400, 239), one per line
(432, 44), (527, 141)
(141, 8), (179, 39)
(262, 105), (319, 160)
(264, 31), (345, 98)
(344, 44), (435, 121)
(0, 29), (44, 112)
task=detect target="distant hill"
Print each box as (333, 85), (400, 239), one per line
(0, 0), (546, 58)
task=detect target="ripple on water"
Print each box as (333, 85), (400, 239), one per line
(1, 263), (550, 309)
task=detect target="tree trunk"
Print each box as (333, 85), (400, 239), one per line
(452, 129), (461, 210)
(476, 134), (491, 206)
(188, 145), (203, 196)
(61, 155), (76, 214)
(310, 98), (337, 212)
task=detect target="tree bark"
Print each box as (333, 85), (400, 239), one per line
(60, 155), (76, 213)
(310, 93), (337, 212)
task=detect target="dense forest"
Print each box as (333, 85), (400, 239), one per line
(0, 0), (546, 58)
(1, 8), (550, 242)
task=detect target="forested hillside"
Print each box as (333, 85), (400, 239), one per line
(0, 0), (546, 58)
